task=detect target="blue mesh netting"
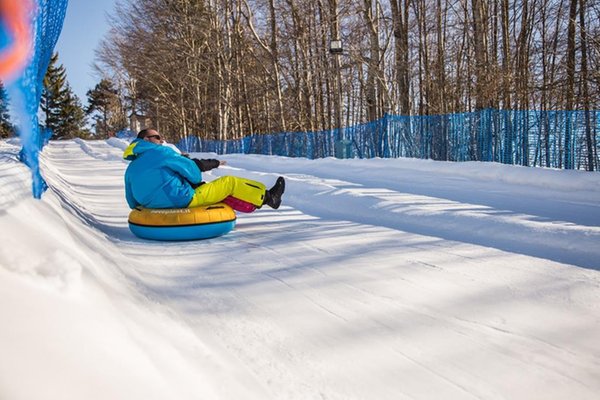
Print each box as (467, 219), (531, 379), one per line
(178, 109), (600, 171)
(3, 0), (68, 198)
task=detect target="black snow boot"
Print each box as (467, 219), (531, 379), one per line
(263, 177), (285, 209)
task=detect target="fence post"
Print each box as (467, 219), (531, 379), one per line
(565, 110), (573, 169)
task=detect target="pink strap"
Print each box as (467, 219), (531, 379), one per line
(223, 196), (257, 213)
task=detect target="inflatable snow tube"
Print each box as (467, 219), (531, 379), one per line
(128, 203), (236, 241)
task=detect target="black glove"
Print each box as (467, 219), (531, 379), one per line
(192, 158), (220, 172)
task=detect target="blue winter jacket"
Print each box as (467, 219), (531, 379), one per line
(123, 139), (201, 209)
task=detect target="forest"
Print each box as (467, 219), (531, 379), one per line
(94, 0), (599, 142)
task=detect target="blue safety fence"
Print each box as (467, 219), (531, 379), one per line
(2, 0), (68, 198)
(178, 109), (599, 171)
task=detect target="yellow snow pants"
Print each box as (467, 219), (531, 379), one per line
(188, 176), (266, 208)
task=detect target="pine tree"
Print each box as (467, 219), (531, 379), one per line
(86, 78), (127, 137)
(41, 52), (88, 139)
(0, 81), (14, 138)
(59, 85), (88, 138)
(41, 53), (67, 133)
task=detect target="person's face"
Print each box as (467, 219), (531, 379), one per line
(144, 130), (164, 144)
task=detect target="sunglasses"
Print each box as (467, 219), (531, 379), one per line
(146, 134), (162, 140)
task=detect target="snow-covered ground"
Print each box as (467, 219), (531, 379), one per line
(1, 137), (600, 400)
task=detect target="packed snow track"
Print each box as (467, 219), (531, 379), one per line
(1, 138), (600, 400)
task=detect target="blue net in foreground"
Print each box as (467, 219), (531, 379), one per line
(1, 0), (68, 198)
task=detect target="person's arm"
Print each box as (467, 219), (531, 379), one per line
(164, 151), (202, 184)
(192, 158), (226, 171)
(124, 174), (138, 209)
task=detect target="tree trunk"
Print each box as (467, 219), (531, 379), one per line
(578, 0), (594, 171)
(389, 0), (410, 115)
(564, 0), (578, 169)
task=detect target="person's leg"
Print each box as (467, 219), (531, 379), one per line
(188, 176), (266, 208)
(222, 196), (257, 213)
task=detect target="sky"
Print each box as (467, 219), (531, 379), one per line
(55, 0), (118, 102)
(1, 136), (600, 399)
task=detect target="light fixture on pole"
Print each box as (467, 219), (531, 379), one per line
(329, 39), (343, 55)
(329, 38), (344, 148)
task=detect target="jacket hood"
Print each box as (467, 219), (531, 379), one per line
(123, 139), (158, 161)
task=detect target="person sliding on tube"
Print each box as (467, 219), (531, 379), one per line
(123, 129), (285, 212)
